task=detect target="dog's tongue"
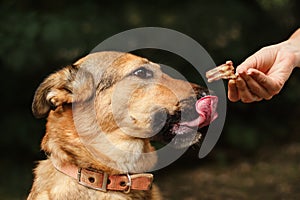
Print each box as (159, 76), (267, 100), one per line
(179, 95), (218, 128)
(196, 95), (218, 127)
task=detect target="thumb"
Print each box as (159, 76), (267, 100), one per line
(236, 55), (258, 74)
(236, 47), (276, 74)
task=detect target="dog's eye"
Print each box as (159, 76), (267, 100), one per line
(132, 67), (153, 79)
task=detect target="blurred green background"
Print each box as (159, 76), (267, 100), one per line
(1, 0), (300, 199)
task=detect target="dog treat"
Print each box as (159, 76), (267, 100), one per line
(206, 60), (237, 83)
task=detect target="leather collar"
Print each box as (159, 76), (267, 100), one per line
(53, 163), (153, 193)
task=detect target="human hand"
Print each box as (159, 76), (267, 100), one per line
(228, 29), (300, 103)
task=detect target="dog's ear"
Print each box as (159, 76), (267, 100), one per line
(32, 65), (95, 118)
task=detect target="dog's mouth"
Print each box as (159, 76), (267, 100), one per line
(152, 95), (218, 149)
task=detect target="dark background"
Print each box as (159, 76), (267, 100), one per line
(1, 0), (300, 199)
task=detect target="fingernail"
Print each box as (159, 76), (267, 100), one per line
(229, 79), (236, 84)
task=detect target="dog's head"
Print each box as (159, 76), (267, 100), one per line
(32, 51), (217, 172)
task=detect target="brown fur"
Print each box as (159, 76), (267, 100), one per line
(28, 51), (202, 200)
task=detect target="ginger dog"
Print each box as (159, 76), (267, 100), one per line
(28, 51), (218, 200)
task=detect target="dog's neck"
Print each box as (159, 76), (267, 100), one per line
(46, 132), (156, 193)
(43, 105), (158, 192)
(81, 132), (158, 173)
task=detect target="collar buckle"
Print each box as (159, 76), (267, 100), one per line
(123, 173), (132, 194)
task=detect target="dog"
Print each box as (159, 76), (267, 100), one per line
(27, 51), (218, 200)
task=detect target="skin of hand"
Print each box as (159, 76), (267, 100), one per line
(228, 28), (300, 103)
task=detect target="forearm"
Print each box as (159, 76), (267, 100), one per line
(287, 28), (300, 67)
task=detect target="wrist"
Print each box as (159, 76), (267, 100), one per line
(289, 28), (300, 40)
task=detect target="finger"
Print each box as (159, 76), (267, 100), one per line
(239, 71), (272, 100)
(235, 76), (261, 103)
(228, 79), (239, 102)
(247, 68), (281, 97)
